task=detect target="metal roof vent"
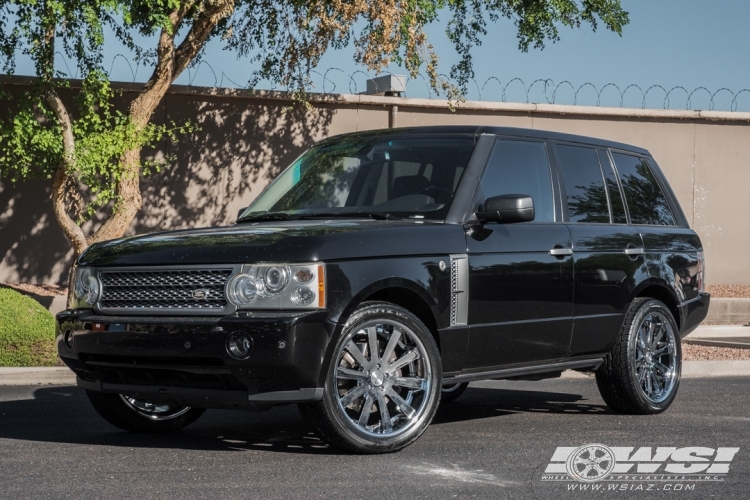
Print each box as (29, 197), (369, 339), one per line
(365, 75), (406, 97)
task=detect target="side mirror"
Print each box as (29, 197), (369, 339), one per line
(476, 194), (535, 224)
(237, 207), (248, 220)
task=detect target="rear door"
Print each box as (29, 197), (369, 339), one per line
(552, 143), (644, 356)
(464, 138), (574, 369)
(610, 152), (703, 304)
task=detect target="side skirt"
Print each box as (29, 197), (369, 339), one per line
(443, 357), (604, 384)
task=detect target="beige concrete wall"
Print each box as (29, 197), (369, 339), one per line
(1, 80), (749, 285)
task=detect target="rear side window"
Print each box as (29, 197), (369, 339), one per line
(611, 153), (676, 226)
(481, 139), (554, 222)
(554, 144), (609, 223)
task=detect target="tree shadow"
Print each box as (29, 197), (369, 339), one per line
(0, 86), (335, 284)
(0, 383), (607, 456)
(135, 92), (335, 234)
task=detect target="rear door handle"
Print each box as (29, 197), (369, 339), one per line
(624, 247), (645, 256)
(549, 247), (573, 256)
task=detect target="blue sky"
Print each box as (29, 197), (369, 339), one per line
(17, 0), (750, 110)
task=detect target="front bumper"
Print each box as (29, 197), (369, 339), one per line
(56, 310), (338, 410)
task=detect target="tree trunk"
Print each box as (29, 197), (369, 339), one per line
(88, 0), (235, 247)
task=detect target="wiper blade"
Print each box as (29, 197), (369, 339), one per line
(296, 212), (398, 221)
(236, 212), (290, 223)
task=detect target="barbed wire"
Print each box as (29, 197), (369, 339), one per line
(36, 52), (750, 112)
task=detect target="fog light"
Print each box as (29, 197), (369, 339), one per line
(63, 330), (75, 351)
(226, 331), (253, 360)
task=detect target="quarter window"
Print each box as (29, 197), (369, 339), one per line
(611, 153), (676, 226)
(554, 144), (609, 223)
(598, 150), (628, 224)
(480, 140), (555, 222)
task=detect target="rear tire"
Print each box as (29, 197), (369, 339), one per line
(87, 391), (205, 433)
(441, 382), (469, 403)
(595, 298), (681, 414)
(300, 301), (442, 454)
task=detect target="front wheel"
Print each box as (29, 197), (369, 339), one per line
(596, 298), (681, 414)
(87, 391), (205, 433)
(300, 301), (442, 454)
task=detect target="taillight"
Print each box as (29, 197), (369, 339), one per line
(697, 251), (706, 293)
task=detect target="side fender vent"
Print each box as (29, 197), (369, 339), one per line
(450, 254), (469, 326)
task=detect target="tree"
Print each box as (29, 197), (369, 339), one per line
(0, 0), (629, 295)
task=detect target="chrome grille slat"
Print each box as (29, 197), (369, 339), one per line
(98, 269), (233, 311)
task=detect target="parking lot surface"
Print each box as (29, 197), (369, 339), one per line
(1, 376), (748, 499)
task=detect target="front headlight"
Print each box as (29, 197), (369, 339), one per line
(227, 263), (325, 309)
(73, 267), (100, 308)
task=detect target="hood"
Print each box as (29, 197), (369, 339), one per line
(78, 220), (467, 267)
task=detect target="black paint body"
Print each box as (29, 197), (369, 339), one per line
(57, 126), (709, 409)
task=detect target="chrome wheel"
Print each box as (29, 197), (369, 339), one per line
(334, 319), (434, 438)
(633, 311), (678, 404)
(119, 395), (192, 421)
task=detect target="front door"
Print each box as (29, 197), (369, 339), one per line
(465, 138), (574, 370)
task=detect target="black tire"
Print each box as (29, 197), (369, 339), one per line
(300, 301), (442, 454)
(441, 382), (469, 403)
(595, 298), (682, 414)
(87, 391), (205, 433)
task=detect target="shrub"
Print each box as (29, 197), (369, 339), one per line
(0, 288), (57, 366)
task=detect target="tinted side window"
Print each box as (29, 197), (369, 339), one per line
(598, 150), (628, 224)
(611, 153), (676, 226)
(554, 144), (609, 223)
(481, 140), (554, 222)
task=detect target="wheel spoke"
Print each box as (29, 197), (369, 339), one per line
(653, 344), (671, 356)
(357, 393), (374, 427)
(337, 367), (367, 381)
(387, 349), (419, 373)
(381, 329), (401, 365)
(646, 320), (655, 347)
(344, 341), (369, 368)
(391, 376), (425, 391)
(340, 384), (367, 407)
(376, 393), (392, 432)
(386, 388), (416, 419)
(652, 321), (665, 348)
(367, 327), (380, 364)
(653, 360), (671, 375)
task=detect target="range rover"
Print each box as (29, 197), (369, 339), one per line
(57, 126), (709, 453)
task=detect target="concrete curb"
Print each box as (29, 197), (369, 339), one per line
(687, 325), (750, 338)
(0, 367), (76, 386)
(562, 360), (750, 379)
(1, 362), (749, 386)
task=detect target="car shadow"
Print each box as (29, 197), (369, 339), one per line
(432, 386), (610, 425)
(0, 384), (609, 455)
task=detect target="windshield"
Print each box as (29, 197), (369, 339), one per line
(239, 135), (476, 221)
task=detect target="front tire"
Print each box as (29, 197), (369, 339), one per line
(87, 391), (205, 433)
(300, 301), (442, 454)
(596, 298), (681, 414)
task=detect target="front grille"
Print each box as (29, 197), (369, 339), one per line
(98, 269), (233, 311)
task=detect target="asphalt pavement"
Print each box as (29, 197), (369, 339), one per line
(1, 377), (748, 499)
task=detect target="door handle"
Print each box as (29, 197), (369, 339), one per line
(624, 247), (645, 256)
(549, 247), (573, 256)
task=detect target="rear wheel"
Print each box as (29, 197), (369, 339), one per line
(596, 298), (681, 414)
(441, 382), (469, 403)
(300, 301), (442, 454)
(87, 391), (205, 433)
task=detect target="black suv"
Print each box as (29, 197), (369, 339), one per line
(57, 126), (709, 453)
